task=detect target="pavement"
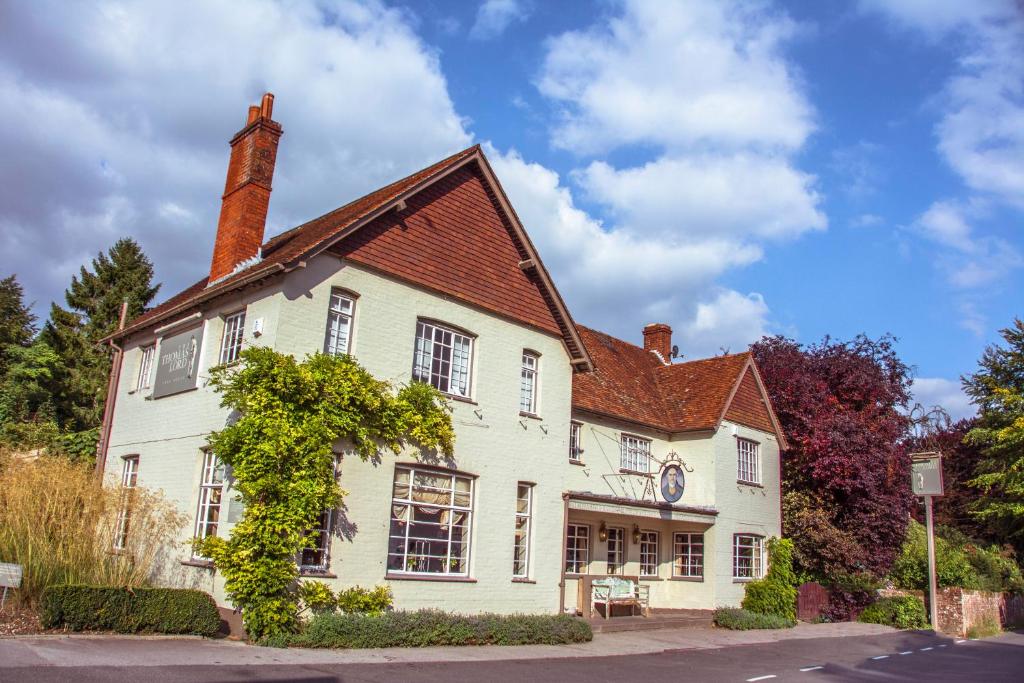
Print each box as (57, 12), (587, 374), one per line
(1, 623), (1021, 682)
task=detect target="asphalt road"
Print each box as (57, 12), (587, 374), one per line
(4, 630), (1022, 682)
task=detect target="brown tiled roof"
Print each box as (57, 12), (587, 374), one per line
(573, 326), (786, 445)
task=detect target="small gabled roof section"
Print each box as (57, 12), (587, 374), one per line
(114, 146), (593, 370)
(572, 326), (788, 448)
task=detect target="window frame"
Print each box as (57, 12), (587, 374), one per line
(512, 483), (533, 579)
(519, 351), (539, 415)
(136, 345), (155, 392)
(639, 530), (659, 577)
(387, 465), (475, 577)
(569, 421), (583, 463)
(324, 289), (356, 357)
(565, 523), (590, 575)
(298, 509), (333, 572)
(673, 532), (704, 578)
(192, 451), (225, 559)
(411, 319), (475, 399)
(737, 437), (761, 485)
(606, 526), (625, 575)
(620, 433), (651, 473)
(733, 533), (765, 580)
(113, 455), (139, 551)
(218, 310), (246, 365)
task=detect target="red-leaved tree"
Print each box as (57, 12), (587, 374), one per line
(751, 335), (914, 583)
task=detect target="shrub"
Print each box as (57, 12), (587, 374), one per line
(966, 616), (1001, 639)
(741, 537), (798, 620)
(40, 585), (221, 636)
(857, 596), (927, 629)
(0, 455), (187, 606)
(822, 572), (882, 622)
(271, 610), (592, 648)
(890, 520), (979, 590)
(714, 608), (796, 630)
(336, 585), (393, 615)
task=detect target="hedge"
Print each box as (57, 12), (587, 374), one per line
(40, 585), (221, 636)
(265, 610), (593, 648)
(857, 596), (927, 630)
(714, 607), (796, 630)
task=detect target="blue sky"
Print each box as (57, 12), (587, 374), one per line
(1, 1), (1021, 419)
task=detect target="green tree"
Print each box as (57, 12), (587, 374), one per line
(0, 274), (36, 379)
(199, 347), (455, 640)
(963, 318), (1024, 550)
(41, 238), (160, 433)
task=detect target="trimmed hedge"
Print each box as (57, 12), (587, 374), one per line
(714, 607), (796, 630)
(266, 610), (593, 648)
(857, 596), (927, 630)
(40, 585), (221, 636)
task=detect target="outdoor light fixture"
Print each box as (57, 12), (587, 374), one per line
(598, 521), (608, 542)
(632, 524), (641, 544)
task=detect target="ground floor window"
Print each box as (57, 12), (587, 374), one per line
(565, 523), (590, 574)
(192, 451), (224, 558)
(113, 455), (139, 551)
(639, 531), (659, 576)
(512, 483), (533, 578)
(387, 466), (473, 576)
(606, 527), (625, 575)
(733, 533), (764, 579)
(299, 510), (332, 571)
(673, 532), (704, 578)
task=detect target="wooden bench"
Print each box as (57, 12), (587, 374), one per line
(591, 576), (650, 619)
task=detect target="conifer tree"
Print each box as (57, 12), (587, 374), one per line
(0, 274), (37, 379)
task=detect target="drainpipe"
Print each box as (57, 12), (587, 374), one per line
(96, 301), (129, 477)
(559, 493), (569, 615)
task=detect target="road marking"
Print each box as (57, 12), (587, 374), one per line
(938, 644), (947, 648)
(899, 651), (913, 655)
(955, 639), (966, 643)
(746, 676), (777, 682)
(871, 655), (889, 660)
(799, 666), (823, 672)
(920, 647), (934, 651)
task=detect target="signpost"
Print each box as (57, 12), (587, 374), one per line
(0, 562), (22, 610)
(910, 452), (944, 631)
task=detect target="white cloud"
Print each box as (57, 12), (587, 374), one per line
(913, 200), (1022, 288)
(680, 290), (770, 357)
(469, 0), (531, 41)
(537, 0), (815, 154)
(910, 377), (975, 421)
(0, 0), (471, 313)
(851, 213), (884, 228)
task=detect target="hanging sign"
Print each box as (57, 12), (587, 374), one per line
(910, 452), (944, 497)
(659, 455), (686, 503)
(152, 326), (203, 398)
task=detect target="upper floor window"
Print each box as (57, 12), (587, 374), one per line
(620, 434), (651, 472)
(737, 438), (761, 485)
(193, 451), (225, 558)
(324, 290), (355, 356)
(519, 351), (539, 414)
(219, 310), (246, 365)
(569, 422), (583, 462)
(136, 345), (155, 392)
(387, 466), (473, 576)
(113, 455), (139, 551)
(733, 534), (765, 580)
(412, 320), (472, 397)
(512, 483), (533, 578)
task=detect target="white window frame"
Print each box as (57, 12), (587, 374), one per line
(113, 455), (139, 551)
(565, 523), (590, 574)
(324, 290), (355, 356)
(620, 434), (651, 472)
(387, 466), (474, 577)
(192, 451), (225, 558)
(219, 310), (246, 365)
(569, 421), (583, 462)
(606, 526), (625, 575)
(411, 320), (473, 398)
(639, 530), (659, 577)
(136, 345), (155, 392)
(737, 437), (761, 485)
(733, 533), (765, 580)
(673, 532), (704, 578)
(512, 483), (533, 578)
(299, 509), (333, 572)
(519, 351), (539, 414)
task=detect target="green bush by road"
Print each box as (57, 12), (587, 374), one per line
(40, 585), (221, 636)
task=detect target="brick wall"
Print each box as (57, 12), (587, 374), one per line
(881, 587), (1005, 636)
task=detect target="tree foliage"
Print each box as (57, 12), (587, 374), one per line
(199, 347), (455, 640)
(741, 537), (798, 620)
(0, 274), (36, 379)
(963, 318), (1024, 549)
(752, 334), (913, 581)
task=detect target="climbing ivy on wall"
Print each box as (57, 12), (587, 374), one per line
(198, 347), (454, 640)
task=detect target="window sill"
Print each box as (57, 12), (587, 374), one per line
(569, 459), (586, 467)
(732, 578), (757, 583)
(639, 576), (663, 581)
(736, 480), (764, 488)
(511, 578), (536, 584)
(619, 468), (650, 476)
(565, 573), (587, 578)
(445, 394), (477, 406)
(670, 576), (704, 582)
(299, 570), (337, 579)
(519, 411), (542, 421)
(181, 559), (214, 570)
(385, 573), (477, 583)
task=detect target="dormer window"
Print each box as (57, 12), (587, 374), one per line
(412, 320), (473, 398)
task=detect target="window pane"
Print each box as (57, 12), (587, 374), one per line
(389, 467), (473, 576)
(412, 321), (473, 397)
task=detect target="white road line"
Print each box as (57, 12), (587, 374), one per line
(747, 676), (777, 682)
(871, 655), (889, 660)
(899, 651), (913, 655)
(920, 647), (934, 651)
(938, 644), (948, 648)
(799, 666), (824, 672)
(955, 639), (966, 643)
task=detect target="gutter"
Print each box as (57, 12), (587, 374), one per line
(96, 301), (128, 477)
(559, 493), (569, 615)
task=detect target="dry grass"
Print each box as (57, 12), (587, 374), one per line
(0, 452), (187, 607)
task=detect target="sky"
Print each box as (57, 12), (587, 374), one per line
(0, 0), (1021, 421)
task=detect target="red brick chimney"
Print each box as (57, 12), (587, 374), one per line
(643, 323), (672, 363)
(209, 93), (283, 282)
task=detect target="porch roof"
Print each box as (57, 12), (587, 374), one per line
(564, 491), (718, 525)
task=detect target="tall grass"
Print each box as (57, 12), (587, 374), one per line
(0, 453), (187, 606)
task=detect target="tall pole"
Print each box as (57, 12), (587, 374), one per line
(925, 494), (939, 630)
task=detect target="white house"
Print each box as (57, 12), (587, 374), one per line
(99, 94), (788, 617)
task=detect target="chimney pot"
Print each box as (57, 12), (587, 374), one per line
(247, 105), (260, 125)
(260, 92), (274, 119)
(643, 323), (673, 363)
